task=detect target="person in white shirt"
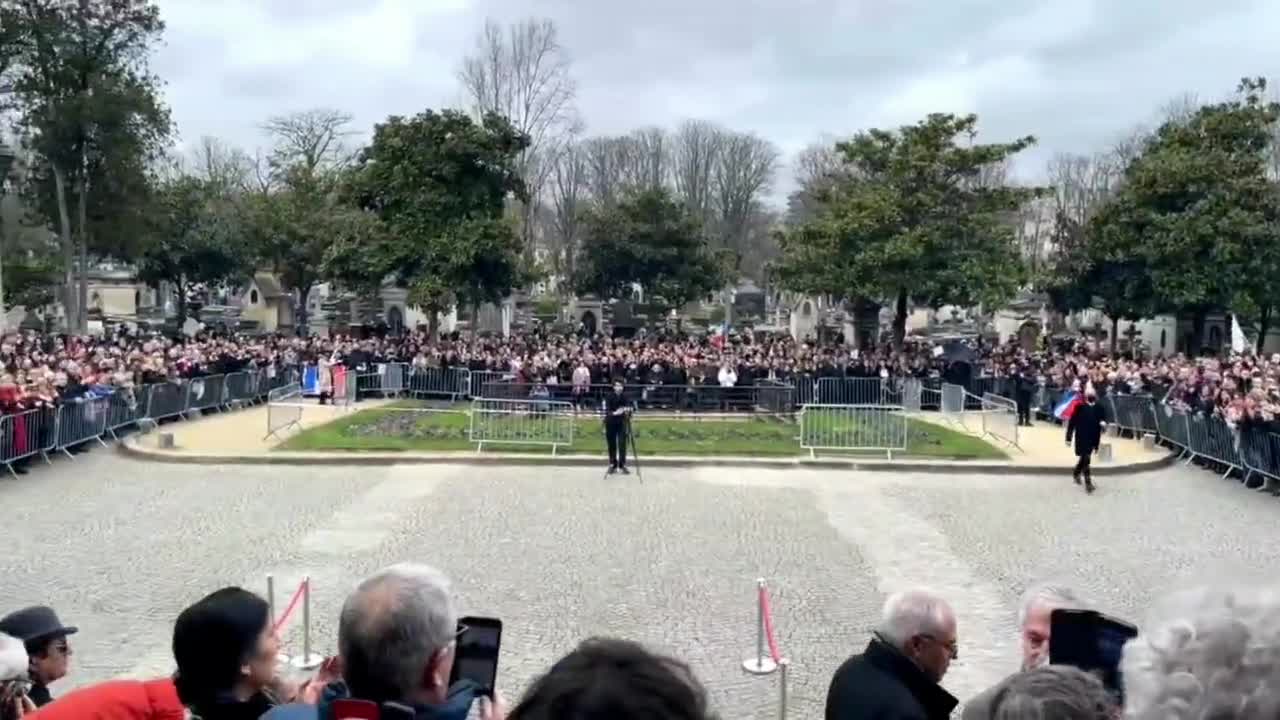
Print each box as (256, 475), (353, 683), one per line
(717, 364), (737, 388)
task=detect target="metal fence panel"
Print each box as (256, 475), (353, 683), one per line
(755, 380), (796, 414)
(407, 367), (470, 399)
(468, 397), (575, 453)
(817, 377), (897, 405)
(265, 383), (304, 440)
(186, 375), (227, 413)
(798, 404), (908, 459)
(106, 386), (152, 437)
(1, 407), (56, 472)
(468, 370), (511, 398)
(146, 381), (188, 421)
(54, 397), (110, 455)
(941, 383), (965, 419)
(223, 372), (258, 405)
(980, 393), (1020, 449)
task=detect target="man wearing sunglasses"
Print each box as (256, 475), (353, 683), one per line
(0, 606), (78, 708)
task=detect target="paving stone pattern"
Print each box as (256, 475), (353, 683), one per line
(3, 454), (1280, 719)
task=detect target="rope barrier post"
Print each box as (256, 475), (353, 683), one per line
(290, 576), (323, 670)
(777, 658), (790, 720)
(267, 574), (291, 666)
(742, 578), (777, 675)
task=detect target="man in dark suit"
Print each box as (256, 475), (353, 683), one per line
(826, 590), (959, 720)
(602, 379), (632, 475)
(1066, 391), (1106, 494)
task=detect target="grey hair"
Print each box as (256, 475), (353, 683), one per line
(990, 665), (1114, 720)
(338, 563), (458, 704)
(1017, 583), (1086, 628)
(878, 589), (953, 648)
(1121, 586), (1280, 720)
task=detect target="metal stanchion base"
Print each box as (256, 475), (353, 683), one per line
(291, 653), (324, 670)
(742, 657), (778, 675)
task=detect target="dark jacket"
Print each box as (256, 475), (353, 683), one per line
(261, 680), (480, 720)
(187, 691), (274, 720)
(1066, 401), (1105, 457)
(826, 637), (958, 720)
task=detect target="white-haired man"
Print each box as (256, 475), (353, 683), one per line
(961, 584), (1086, 720)
(263, 563), (505, 720)
(825, 589), (959, 720)
(1122, 585), (1280, 719)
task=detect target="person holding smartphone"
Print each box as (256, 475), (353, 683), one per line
(603, 379), (632, 475)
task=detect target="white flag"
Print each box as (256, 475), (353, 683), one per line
(1231, 315), (1252, 354)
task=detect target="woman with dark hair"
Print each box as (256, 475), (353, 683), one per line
(510, 637), (715, 720)
(172, 587), (281, 720)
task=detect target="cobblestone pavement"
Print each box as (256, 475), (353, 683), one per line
(4, 453), (1280, 719)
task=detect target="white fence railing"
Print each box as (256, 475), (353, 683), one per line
(265, 383), (305, 440)
(980, 392), (1021, 450)
(798, 404), (908, 460)
(468, 398), (575, 454)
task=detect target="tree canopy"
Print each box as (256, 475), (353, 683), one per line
(573, 186), (727, 311)
(774, 113), (1037, 347)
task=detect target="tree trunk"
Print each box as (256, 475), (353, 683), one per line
(427, 307), (441, 341)
(1257, 307), (1272, 355)
(176, 279), (187, 327)
(1110, 316), (1119, 355)
(469, 301), (479, 350)
(76, 164), (90, 334)
(892, 288), (909, 350)
(1190, 310), (1207, 357)
(52, 165), (76, 332)
(297, 284), (312, 337)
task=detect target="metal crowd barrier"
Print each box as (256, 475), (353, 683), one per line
(479, 381), (767, 413)
(755, 379), (797, 414)
(980, 392), (1021, 450)
(265, 383), (305, 440)
(406, 366), (470, 400)
(0, 366), (299, 475)
(940, 383), (965, 420)
(797, 404), (908, 459)
(468, 397), (575, 454)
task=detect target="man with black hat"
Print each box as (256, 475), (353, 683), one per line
(0, 606), (77, 707)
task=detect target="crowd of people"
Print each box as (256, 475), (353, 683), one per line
(4, 569), (1278, 719)
(0, 327), (1276, 434)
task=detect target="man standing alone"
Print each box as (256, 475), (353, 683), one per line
(1066, 391), (1106, 493)
(603, 379), (631, 475)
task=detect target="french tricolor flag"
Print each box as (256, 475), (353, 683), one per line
(1054, 391), (1082, 421)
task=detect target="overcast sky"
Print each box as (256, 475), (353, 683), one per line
(154, 0), (1280, 199)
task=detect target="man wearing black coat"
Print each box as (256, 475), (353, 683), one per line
(1066, 391), (1106, 494)
(826, 590), (959, 720)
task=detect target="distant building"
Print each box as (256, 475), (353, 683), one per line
(239, 273), (294, 332)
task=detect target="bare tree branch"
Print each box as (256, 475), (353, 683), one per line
(671, 119), (724, 225)
(261, 108), (356, 179)
(713, 130), (779, 266)
(458, 17), (579, 259)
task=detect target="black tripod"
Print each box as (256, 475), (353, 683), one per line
(602, 412), (642, 482)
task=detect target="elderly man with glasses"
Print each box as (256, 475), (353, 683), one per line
(0, 606), (78, 708)
(825, 589), (959, 720)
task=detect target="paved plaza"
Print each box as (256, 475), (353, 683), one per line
(4, 452), (1280, 719)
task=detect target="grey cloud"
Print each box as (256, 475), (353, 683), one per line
(156, 0), (1280, 193)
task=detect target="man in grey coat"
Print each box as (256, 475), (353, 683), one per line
(961, 584), (1085, 720)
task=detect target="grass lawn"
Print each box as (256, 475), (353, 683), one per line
(277, 402), (1006, 460)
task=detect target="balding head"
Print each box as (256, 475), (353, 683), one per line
(878, 589), (957, 682)
(338, 563), (458, 706)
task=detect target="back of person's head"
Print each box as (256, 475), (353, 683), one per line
(338, 563), (457, 705)
(509, 638), (714, 720)
(988, 665), (1113, 720)
(171, 586), (270, 708)
(1122, 585), (1280, 719)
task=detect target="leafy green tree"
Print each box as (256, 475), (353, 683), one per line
(573, 187), (727, 312)
(774, 113), (1037, 348)
(1, 0), (171, 331)
(337, 109), (528, 338)
(137, 176), (250, 325)
(1089, 78), (1280, 353)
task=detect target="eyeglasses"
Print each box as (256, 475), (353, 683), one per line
(919, 634), (958, 660)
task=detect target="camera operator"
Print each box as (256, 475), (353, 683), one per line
(603, 379), (632, 475)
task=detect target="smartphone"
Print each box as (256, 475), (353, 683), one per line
(448, 616), (502, 696)
(1048, 609), (1138, 703)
